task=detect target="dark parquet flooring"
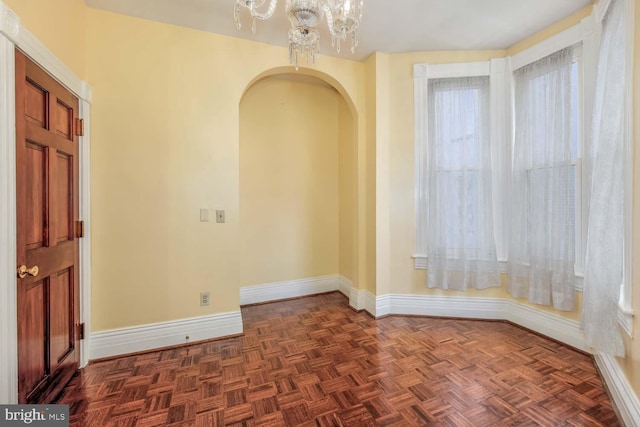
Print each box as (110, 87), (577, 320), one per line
(58, 292), (621, 426)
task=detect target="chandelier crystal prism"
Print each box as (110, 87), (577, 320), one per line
(234, 0), (364, 70)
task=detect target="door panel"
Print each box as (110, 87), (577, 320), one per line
(25, 143), (46, 250)
(24, 79), (47, 128)
(50, 268), (73, 372)
(19, 278), (47, 399)
(55, 152), (72, 243)
(16, 49), (81, 404)
(55, 101), (73, 140)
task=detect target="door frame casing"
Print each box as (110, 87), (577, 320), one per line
(0, 1), (92, 404)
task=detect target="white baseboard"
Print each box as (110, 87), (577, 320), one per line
(365, 291), (377, 315)
(595, 354), (640, 427)
(376, 294), (391, 317)
(504, 299), (585, 350)
(380, 291), (640, 423)
(373, 293), (640, 420)
(87, 281), (639, 424)
(350, 289), (376, 315)
(382, 294), (505, 320)
(240, 275), (340, 305)
(372, 294), (586, 352)
(349, 287), (364, 311)
(338, 276), (375, 314)
(90, 311), (243, 360)
(239, 277), (640, 424)
(338, 275), (352, 298)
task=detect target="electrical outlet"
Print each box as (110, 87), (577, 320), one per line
(216, 210), (225, 223)
(200, 291), (210, 306)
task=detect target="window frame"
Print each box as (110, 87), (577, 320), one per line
(428, 76), (490, 254)
(414, 19), (608, 287)
(572, 48), (586, 281)
(511, 46), (582, 290)
(414, 8), (633, 334)
(510, 28), (589, 293)
(413, 59), (509, 270)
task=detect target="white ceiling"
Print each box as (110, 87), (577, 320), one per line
(84, 0), (593, 61)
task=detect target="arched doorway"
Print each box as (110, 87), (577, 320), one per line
(239, 70), (358, 291)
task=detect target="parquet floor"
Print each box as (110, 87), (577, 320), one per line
(57, 292), (621, 426)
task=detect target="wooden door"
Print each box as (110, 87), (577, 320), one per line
(15, 49), (81, 404)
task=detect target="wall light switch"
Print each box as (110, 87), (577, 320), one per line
(200, 208), (209, 222)
(216, 210), (225, 223)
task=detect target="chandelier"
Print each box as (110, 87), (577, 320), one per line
(234, 0), (364, 69)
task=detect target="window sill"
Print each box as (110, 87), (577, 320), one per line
(618, 304), (634, 337)
(413, 255), (583, 291)
(412, 254), (428, 270)
(412, 254), (508, 273)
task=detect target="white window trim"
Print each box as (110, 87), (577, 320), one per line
(507, 2), (634, 329)
(413, 12), (620, 299)
(413, 61), (491, 80)
(512, 20), (592, 286)
(621, 0), (635, 336)
(414, 59), (509, 269)
(574, 45), (586, 277)
(511, 23), (585, 71)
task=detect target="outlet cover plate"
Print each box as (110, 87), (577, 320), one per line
(200, 291), (210, 306)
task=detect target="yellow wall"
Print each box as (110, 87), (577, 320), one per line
(616, 0), (640, 397)
(88, 10), (240, 329)
(507, 6), (594, 56)
(384, 46), (589, 323)
(363, 55), (377, 295)
(374, 53), (392, 297)
(8, 0), (640, 402)
(380, 3), (601, 318)
(4, 0), (87, 79)
(387, 50), (504, 298)
(386, 50), (507, 305)
(86, 8), (366, 330)
(239, 76), (340, 286)
(380, 3), (639, 400)
(339, 94), (357, 282)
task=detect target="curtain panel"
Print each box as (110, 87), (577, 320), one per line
(582, 0), (626, 357)
(508, 47), (576, 310)
(426, 77), (500, 291)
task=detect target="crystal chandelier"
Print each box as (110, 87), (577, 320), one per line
(234, 0), (364, 69)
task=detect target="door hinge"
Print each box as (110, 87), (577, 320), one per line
(75, 220), (84, 238)
(75, 118), (84, 136)
(78, 323), (85, 340)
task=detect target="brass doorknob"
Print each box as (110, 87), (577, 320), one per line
(17, 265), (39, 279)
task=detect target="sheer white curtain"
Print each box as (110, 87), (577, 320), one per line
(427, 77), (500, 290)
(582, 0), (626, 356)
(508, 48), (576, 310)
